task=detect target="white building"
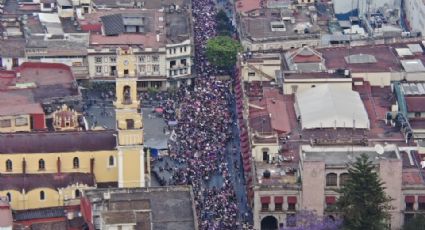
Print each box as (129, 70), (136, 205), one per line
(404, 0), (425, 35)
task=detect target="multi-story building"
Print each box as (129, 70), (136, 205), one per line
(237, 3), (331, 51)
(0, 58), (149, 211)
(81, 186), (198, 230)
(83, 5), (193, 89)
(239, 57), (425, 228)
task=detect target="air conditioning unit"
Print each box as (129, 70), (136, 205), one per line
(103, 192), (110, 200)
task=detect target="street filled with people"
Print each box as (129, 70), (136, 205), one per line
(151, 0), (252, 229)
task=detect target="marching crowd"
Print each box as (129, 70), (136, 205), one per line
(158, 0), (252, 228)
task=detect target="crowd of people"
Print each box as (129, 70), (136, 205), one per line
(157, 0), (252, 228)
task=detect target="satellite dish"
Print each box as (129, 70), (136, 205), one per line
(374, 144), (385, 155)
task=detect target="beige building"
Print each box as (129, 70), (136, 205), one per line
(238, 6), (328, 51)
(85, 7), (193, 89)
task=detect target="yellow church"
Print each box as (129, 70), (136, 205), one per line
(0, 47), (149, 211)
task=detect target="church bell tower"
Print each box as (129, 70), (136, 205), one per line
(114, 47), (147, 187)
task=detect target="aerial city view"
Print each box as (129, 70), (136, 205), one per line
(2, 0), (425, 229)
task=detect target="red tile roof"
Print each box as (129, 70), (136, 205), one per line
(235, 0), (261, 13)
(0, 130), (116, 153)
(405, 96), (425, 112)
(17, 62), (75, 86)
(319, 45), (402, 73)
(0, 173), (95, 192)
(248, 88), (291, 134)
(0, 103), (43, 116)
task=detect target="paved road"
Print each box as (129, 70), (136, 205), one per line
(226, 94), (253, 224)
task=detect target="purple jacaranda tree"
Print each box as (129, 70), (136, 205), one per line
(281, 210), (342, 230)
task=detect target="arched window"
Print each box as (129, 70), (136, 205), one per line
(339, 173), (350, 187)
(5, 159), (12, 171)
(38, 159), (45, 170)
(40, 191), (45, 200)
(73, 157), (79, 169)
(326, 173), (337, 186)
(123, 85), (131, 104)
(109, 156), (114, 166)
(75, 189), (80, 198)
(6, 192), (11, 202)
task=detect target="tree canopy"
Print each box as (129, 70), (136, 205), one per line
(215, 10), (233, 36)
(336, 154), (393, 230)
(206, 36), (242, 69)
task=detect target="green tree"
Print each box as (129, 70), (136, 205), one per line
(215, 10), (232, 36)
(336, 154), (393, 230)
(403, 214), (425, 230)
(206, 36), (242, 69)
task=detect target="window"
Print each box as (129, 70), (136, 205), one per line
(151, 81), (162, 89)
(339, 173), (349, 186)
(75, 189), (80, 198)
(95, 57), (102, 63)
(248, 72), (255, 77)
(415, 112), (421, 118)
(183, 46), (187, 52)
(110, 57), (116, 63)
(326, 173), (337, 186)
(261, 203), (269, 211)
(40, 191), (45, 200)
(152, 55), (159, 62)
(141, 81), (148, 88)
(73, 157), (79, 169)
(419, 202), (425, 210)
(288, 203), (296, 211)
(139, 65), (146, 73)
(15, 117), (28, 126)
(261, 197), (270, 211)
(5, 159), (12, 171)
(153, 64), (160, 72)
(139, 56), (145, 63)
(43, 3), (51, 8)
(95, 66), (102, 74)
(123, 85), (132, 104)
(170, 60), (176, 68)
(109, 155), (115, 166)
(0, 119), (11, 128)
(6, 193), (11, 202)
(406, 202), (414, 211)
(38, 159), (45, 170)
(126, 119), (134, 129)
(404, 214), (414, 225)
(275, 203), (282, 211)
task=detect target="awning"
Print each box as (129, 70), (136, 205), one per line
(418, 195), (425, 203)
(287, 196), (297, 204)
(405, 195), (415, 203)
(274, 196), (284, 204)
(326, 196), (336, 204)
(260, 196), (271, 204)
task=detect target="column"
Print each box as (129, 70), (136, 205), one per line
(118, 150), (124, 188)
(139, 149), (145, 187)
